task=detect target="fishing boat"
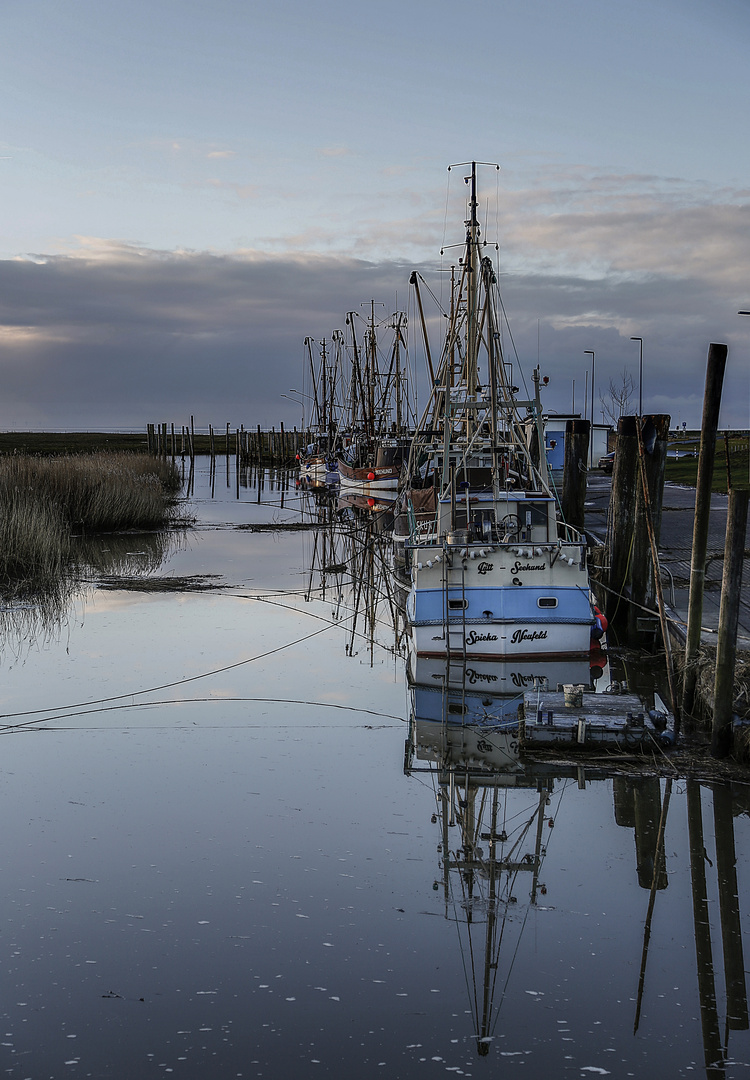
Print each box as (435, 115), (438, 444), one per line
(403, 162), (595, 662)
(296, 334), (342, 481)
(336, 303), (411, 491)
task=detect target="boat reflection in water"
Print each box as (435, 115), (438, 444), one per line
(406, 649), (601, 774)
(405, 648), (750, 1072)
(404, 651), (602, 1053)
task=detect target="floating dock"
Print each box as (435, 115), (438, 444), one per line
(520, 687), (674, 750)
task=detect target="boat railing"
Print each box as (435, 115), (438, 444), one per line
(409, 518), (440, 545)
(557, 520), (585, 544)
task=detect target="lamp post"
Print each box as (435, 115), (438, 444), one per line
(584, 350), (595, 465)
(281, 391), (308, 433)
(630, 336), (643, 416)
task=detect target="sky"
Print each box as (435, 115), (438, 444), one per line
(1, 0), (749, 431)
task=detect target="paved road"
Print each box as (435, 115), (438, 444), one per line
(585, 474), (750, 647)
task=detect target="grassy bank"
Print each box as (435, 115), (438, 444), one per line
(0, 431), (244, 456)
(0, 452), (181, 595)
(0, 432), (149, 455)
(664, 437), (749, 493)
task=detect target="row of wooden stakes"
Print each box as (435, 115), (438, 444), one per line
(146, 420), (307, 466)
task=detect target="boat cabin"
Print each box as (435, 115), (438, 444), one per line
(436, 492), (557, 545)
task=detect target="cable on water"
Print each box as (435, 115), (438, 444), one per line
(0, 623), (335, 725)
(0, 558), (410, 727)
(0, 694), (406, 734)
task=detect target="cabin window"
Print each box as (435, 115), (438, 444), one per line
(522, 502), (550, 541)
(537, 597), (558, 609)
(448, 598), (468, 610)
(448, 703), (467, 716)
(453, 509), (468, 529)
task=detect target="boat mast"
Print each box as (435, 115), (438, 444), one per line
(465, 162), (480, 437)
(346, 312), (366, 442)
(304, 336), (322, 437)
(320, 337), (328, 441)
(364, 301), (382, 440)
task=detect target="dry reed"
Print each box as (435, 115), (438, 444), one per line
(0, 452), (181, 595)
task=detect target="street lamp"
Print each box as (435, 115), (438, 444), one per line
(584, 350), (595, 465)
(281, 392), (307, 430)
(630, 336), (643, 416)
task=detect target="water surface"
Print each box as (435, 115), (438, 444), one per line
(0, 461), (748, 1078)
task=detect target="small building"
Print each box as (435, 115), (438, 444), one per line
(541, 414), (614, 480)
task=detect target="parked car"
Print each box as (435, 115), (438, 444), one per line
(598, 450), (615, 472)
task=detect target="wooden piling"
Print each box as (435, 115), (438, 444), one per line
(633, 416), (681, 730)
(711, 486), (749, 758)
(684, 343), (728, 717)
(627, 414), (671, 645)
(561, 419), (590, 533)
(606, 416), (640, 623)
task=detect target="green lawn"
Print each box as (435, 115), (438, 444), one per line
(665, 439), (750, 493)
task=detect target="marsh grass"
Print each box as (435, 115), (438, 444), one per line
(0, 452), (181, 596)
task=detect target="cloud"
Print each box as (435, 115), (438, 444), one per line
(0, 246), (406, 429)
(206, 150), (236, 159)
(1, 170), (749, 432)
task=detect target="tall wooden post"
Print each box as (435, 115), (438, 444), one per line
(684, 343), (728, 717)
(627, 414), (671, 644)
(561, 418), (590, 533)
(711, 486), (749, 757)
(606, 416), (640, 623)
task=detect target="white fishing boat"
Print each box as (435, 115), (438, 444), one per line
(403, 162), (595, 662)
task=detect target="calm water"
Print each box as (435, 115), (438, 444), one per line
(0, 460), (748, 1079)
